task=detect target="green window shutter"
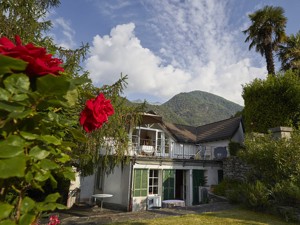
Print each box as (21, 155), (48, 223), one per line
(133, 169), (148, 197)
(192, 170), (205, 205)
(163, 169), (175, 200)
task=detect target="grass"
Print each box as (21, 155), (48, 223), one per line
(111, 208), (297, 225)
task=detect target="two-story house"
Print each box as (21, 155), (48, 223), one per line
(76, 112), (244, 211)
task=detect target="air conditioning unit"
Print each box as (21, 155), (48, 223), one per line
(147, 195), (161, 209)
(198, 186), (209, 203)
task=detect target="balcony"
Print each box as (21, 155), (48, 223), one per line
(130, 139), (228, 160)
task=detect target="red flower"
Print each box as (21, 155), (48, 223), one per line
(0, 35), (64, 76)
(80, 93), (114, 132)
(48, 215), (60, 225)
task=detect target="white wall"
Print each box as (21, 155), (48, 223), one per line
(79, 175), (95, 203)
(102, 165), (130, 207)
(205, 167), (221, 186)
(232, 123), (244, 143)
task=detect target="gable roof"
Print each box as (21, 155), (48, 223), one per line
(195, 116), (243, 143)
(164, 116), (243, 144)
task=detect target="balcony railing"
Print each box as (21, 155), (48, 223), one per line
(129, 142), (228, 160)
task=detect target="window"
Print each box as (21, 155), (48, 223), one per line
(149, 169), (159, 195)
(133, 169), (148, 197)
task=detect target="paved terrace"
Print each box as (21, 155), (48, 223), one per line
(42, 202), (236, 225)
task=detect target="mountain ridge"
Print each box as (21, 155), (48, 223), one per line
(130, 90), (243, 126)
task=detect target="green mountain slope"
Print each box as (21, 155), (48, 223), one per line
(147, 91), (243, 126)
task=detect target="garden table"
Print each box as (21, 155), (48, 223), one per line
(91, 194), (113, 210)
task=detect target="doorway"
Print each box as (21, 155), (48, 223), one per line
(175, 170), (186, 200)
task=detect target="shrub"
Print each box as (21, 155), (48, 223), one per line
(241, 181), (271, 211)
(272, 181), (300, 207)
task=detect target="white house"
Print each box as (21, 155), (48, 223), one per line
(76, 113), (244, 211)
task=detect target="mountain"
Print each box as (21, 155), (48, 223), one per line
(139, 90), (243, 126)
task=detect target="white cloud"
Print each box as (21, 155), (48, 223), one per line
(86, 0), (267, 106)
(51, 17), (76, 49)
(86, 23), (192, 97)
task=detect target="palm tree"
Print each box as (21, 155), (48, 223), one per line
(278, 31), (300, 72)
(243, 5), (287, 75)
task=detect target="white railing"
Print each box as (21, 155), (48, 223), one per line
(130, 143), (228, 160)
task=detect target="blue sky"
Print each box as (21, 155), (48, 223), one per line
(48, 0), (300, 105)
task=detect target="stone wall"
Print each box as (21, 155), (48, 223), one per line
(223, 156), (251, 181)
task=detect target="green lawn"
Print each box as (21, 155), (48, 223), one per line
(112, 209), (297, 225)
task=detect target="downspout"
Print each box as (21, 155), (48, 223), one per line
(128, 158), (134, 211)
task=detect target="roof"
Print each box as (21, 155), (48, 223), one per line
(164, 116), (243, 144)
(163, 123), (197, 143)
(195, 116), (243, 143)
(139, 111), (163, 125)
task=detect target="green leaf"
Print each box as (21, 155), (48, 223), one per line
(36, 75), (71, 96)
(70, 128), (87, 143)
(0, 135), (25, 158)
(4, 73), (30, 94)
(36, 202), (57, 211)
(20, 131), (38, 140)
(0, 88), (10, 101)
(72, 76), (91, 85)
(39, 159), (59, 170)
(11, 94), (28, 101)
(34, 171), (50, 182)
(29, 146), (50, 160)
(0, 219), (16, 225)
(0, 102), (24, 112)
(57, 153), (70, 163)
(25, 171), (33, 183)
(4, 135), (26, 146)
(0, 156), (26, 178)
(20, 197), (35, 213)
(44, 193), (60, 203)
(49, 174), (58, 189)
(0, 55), (27, 74)
(40, 135), (61, 145)
(8, 110), (32, 119)
(63, 167), (75, 180)
(0, 145), (23, 158)
(0, 202), (14, 220)
(63, 88), (78, 106)
(19, 213), (35, 225)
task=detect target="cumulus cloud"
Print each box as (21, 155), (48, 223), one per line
(86, 0), (266, 105)
(86, 23), (191, 97)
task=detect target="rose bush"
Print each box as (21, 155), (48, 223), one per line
(80, 93), (114, 132)
(0, 36), (113, 224)
(0, 35), (64, 76)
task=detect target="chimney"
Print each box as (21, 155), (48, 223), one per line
(269, 127), (293, 139)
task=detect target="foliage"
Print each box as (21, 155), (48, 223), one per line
(278, 31), (300, 73)
(212, 178), (243, 204)
(240, 181), (271, 211)
(243, 5), (287, 75)
(0, 0), (60, 44)
(242, 70), (300, 133)
(271, 180), (300, 207)
(0, 49), (90, 224)
(228, 141), (243, 156)
(240, 131), (300, 187)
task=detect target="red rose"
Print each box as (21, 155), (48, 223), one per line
(0, 35), (64, 76)
(80, 93), (114, 132)
(48, 215), (60, 225)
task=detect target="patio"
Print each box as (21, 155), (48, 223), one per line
(41, 202), (235, 225)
